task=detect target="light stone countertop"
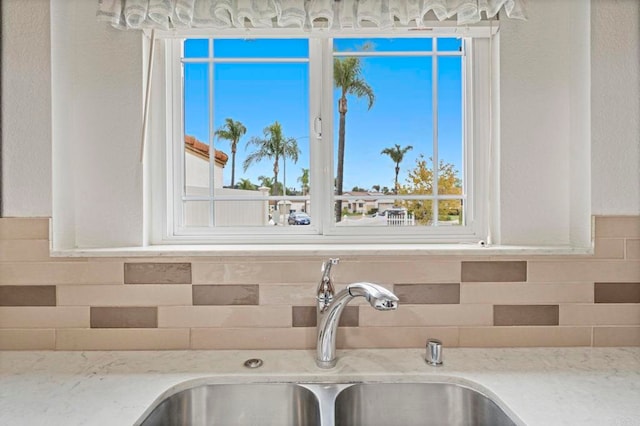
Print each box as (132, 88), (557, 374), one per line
(1, 348), (639, 426)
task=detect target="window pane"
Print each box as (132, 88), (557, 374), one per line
(183, 63), (211, 194)
(184, 39), (209, 58)
(334, 38), (432, 53)
(214, 39), (308, 58)
(184, 201), (210, 227)
(439, 200), (463, 226)
(437, 37), (462, 52)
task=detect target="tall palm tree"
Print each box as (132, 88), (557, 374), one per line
(334, 56), (375, 221)
(214, 118), (246, 188)
(297, 168), (310, 195)
(243, 121), (300, 196)
(381, 144), (413, 193)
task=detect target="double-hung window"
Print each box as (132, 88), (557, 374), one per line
(162, 32), (491, 244)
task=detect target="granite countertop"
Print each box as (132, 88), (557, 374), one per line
(1, 348), (639, 426)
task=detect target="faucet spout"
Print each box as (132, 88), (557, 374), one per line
(316, 281), (398, 369)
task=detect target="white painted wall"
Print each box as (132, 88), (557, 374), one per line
(1, 0), (639, 248)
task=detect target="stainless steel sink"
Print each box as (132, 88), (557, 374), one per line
(138, 383), (321, 426)
(335, 383), (518, 426)
(137, 382), (519, 426)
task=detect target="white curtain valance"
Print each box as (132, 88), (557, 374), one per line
(97, 0), (526, 31)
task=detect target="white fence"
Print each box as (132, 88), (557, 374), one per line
(337, 212), (415, 227)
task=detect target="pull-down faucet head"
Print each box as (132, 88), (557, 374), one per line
(347, 282), (399, 310)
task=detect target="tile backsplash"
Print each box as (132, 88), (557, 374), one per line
(0, 217), (639, 350)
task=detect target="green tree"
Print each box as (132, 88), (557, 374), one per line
(297, 168), (310, 195)
(381, 144), (413, 194)
(398, 155), (462, 225)
(214, 118), (246, 188)
(257, 175), (283, 196)
(351, 186), (367, 192)
(243, 121), (300, 196)
(371, 184), (381, 192)
(334, 55), (375, 221)
(236, 178), (256, 190)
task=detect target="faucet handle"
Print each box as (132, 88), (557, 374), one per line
(321, 258), (340, 272)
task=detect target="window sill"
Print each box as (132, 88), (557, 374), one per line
(51, 243), (594, 258)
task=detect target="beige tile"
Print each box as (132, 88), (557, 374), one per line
(337, 327), (459, 348)
(56, 328), (190, 350)
(460, 282), (594, 304)
(527, 260), (640, 282)
(461, 261), (527, 282)
(191, 327), (316, 349)
(91, 307), (157, 328)
(124, 263), (191, 284)
(259, 283), (317, 305)
(626, 239), (640, 259)
(560, 304), (640, 326)
(0, 329), (56, 350)
(0, 240), (51, 262)
(334, 260), (461, 285)
(394, 284), (460, 304)
(594, 238), (625, 259)
(360, 305), (492, 327)
(0, 218), (49, 240)
(57, 285), (191, 306)
(0, 262), (123, 285)
(459, 326), (592, 347)
(0, 307), (88, 328)
(192, 261), (320, 284)
(292, 306), (358, 327)
(595, 216), (640, 238)
(593, 327), (640, 346)
(493, 305), (559, 326)
(158, 306), (291, 328)
(193, 284), (258, 305)
(595, 283), (640, 303)
(0, 285), (56, 306)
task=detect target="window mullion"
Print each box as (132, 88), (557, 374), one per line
(208, 39), (216, 228)
(432, 38), (439, 226)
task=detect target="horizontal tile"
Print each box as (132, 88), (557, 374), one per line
(56, 329), (190, 350)
(259, 283), (317, 305)
(191, 327), (316, 350)
(90, 307), (157, 328)
(158, 306), (290, 328)
(0, 240), (51, 262)
(494, 305), (559, 326)
(0, 218), (49, 240)
(337, 327), (459, 348)
(460, 282), (594, 304)
(594, 238), (625, 259)
(360, 305), (492, 327)
(193, 284), (258, 305)
(292, 306), (358, 327)
(0, 329), (56, 350)
(192, 261), (320, 284)
(627, 239), (640, 260)
(0, 285), (56, 306)
(459, 326), (592, 347)
(593, 327), (640, 346)
(333, 260), (461, 285)
(0, 307), (88, 328)
(394, 284), (460, 304)
(124, 263), (191, 284)
(461, 261), (527, 282)
(57, 285), (191, 306)
(527, 261), (640, 282)
(560, 305), (640, 326)
(0, 262), (123, 285)
(595, 216), (640, 238)
(595, 283), (640, 303)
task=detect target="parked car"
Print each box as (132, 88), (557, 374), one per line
(288, 212), (311, 225)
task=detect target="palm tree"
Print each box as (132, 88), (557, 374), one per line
(214, 118), (246, 188)
(257, 175), (273, 189)
(236, 178), (256, 190)
(334, 56), (375, 221)
(381, 144), (413, 193)
(297, 168), (310, 195)
(243, 121), (300, 196)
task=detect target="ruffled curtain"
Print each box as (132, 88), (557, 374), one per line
(97, 0), (526, 30)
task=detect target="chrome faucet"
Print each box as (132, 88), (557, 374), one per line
(316, 258), (399, 368)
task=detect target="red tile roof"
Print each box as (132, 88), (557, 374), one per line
(185, 135), (229, 166)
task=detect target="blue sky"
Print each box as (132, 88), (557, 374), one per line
(183, 37), (462, 192)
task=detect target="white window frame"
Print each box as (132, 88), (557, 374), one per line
(154, 29), (493, 245)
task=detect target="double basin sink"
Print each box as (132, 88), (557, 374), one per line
(137, 381), (520, 426)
